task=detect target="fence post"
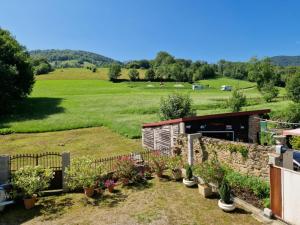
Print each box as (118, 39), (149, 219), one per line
(61, 152), (70, 192)
(0, 155), (10, 184)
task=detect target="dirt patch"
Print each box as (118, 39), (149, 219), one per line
(232, 187), (263, 209)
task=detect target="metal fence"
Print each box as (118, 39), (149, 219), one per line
(91, 149), (171, 172)
(9, 152), (62, 172)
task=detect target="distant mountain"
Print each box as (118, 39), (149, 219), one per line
(29, 49), (121, 68)
(270, 56), (300, 67)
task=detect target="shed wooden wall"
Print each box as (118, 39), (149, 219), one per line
(142, 124), (180, 151)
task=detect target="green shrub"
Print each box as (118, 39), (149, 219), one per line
(113, 156), (142, 184)
(263, 197), (270, 208)
(225, 169), (269, 199)
(128, 69), (139, 81)
(260, 82), (279, 102)
(290, 136), (300, 149)
(149, 152), (168, 176)
(159, 93), (196, 120)
(286, 72), (300, 103)
(108, 63), (121, 81)
(12, 166), (53, 198)
(194, 157), (224, 186)
(219, 179), (232, 204)
(227, 90), (246, 112)
(0, 128), (15, 135)
(260, 131), (275, 146)
(145, 68), (156, 81)
(65, 157), (103, 190)
(185, 165), (193, 180)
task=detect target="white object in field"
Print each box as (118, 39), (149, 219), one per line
(220, 85), (232, 91)
(192, 84), (203, 90)
(174, 84), (184, 88)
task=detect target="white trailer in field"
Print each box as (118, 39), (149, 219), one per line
(220, 85), (232, 91)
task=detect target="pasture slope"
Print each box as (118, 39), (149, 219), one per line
(0, 68), (288, 140)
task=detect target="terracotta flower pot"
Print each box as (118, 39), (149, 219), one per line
(156, 171), (163, 178)
(84, 187), (94, 197)
(24, 198), (35, 209)
(108, 186), (114, 193)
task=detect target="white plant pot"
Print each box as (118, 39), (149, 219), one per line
(218, 199), (236, 212)
(183, 178), (196, 187)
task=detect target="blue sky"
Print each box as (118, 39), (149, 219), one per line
(1, 0), (300, 62)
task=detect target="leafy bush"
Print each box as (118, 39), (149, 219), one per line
(128, 69), (139, 81)
(286, 72), (300, 103)
(12, 166), (53, 198)
(219, 179), (231, 204)
(260, 82), (279, 102)
(290, 136), (300, 149)
(145, 68), (156, 81)
(260, 131), (275, 146)
(185, 165), (193, 180)
(159, 93), (196, 120)
(0, 28), (35, 114)
(149, 152), (168, 176)
(0, 128), (15, 135)
(227, 90), (246, 112)
(167, 156), (183, 171)
(194, 157), (225, 186)
(108, 63), (121, 81)
(113, 156), (142, 184)
(65, 157), (102, 190)
(225, 169), (270, 199)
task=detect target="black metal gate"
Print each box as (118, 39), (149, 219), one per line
(9, 152), (62, 190)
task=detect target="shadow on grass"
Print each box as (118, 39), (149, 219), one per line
(81, 191), (128, 208)
(0, 196), (73, 225)
(0, 97), (64, 130)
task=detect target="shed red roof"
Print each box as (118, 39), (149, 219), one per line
(142, 109), (270, 128)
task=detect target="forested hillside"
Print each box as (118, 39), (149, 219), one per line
(30, 49), (121, 68)
(270, 56), (300, 66)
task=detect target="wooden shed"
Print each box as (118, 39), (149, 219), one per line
(142, 109), (270, 151)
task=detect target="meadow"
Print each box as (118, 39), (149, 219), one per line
(0, 68), (289, 139)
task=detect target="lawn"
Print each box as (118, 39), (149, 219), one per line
(0, 127), (142, 157)
(0, 177), (261, 225)
(0, 68), (288, 139)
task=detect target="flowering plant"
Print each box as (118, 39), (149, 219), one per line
(149, 152), (168, 177)
(104, 179), (116, 188)
(113, 156), (139, 184)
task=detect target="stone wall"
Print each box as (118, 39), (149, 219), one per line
(174, 134), (274, 180)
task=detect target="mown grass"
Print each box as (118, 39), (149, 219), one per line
(0, 177), (261, 225)
(0, 127), (142, 157)
(0, 68), (288, 138)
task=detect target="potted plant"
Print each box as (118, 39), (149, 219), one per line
(12, 166), (53, 209)
(167, 156), (183, 181)
(193, 164), (212, 198)
(65, 157), (102, 197)
(218, 179), (236, 212)
(105, 179), (116, 193)
(183, 165), (196, 187)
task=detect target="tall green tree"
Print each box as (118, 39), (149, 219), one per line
(108, 63), (121, 81)
(0, 28), (34, 114)
(128, 68), (139, 81)
(227, 90), (246, 112)
(286, 73), (300, 103)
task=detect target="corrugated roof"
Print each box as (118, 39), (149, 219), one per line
(142, 109), (270, 128)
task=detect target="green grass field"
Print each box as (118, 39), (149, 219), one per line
(0, 68), (289, 139)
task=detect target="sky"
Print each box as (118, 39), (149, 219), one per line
(1, 0), (300, 63)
